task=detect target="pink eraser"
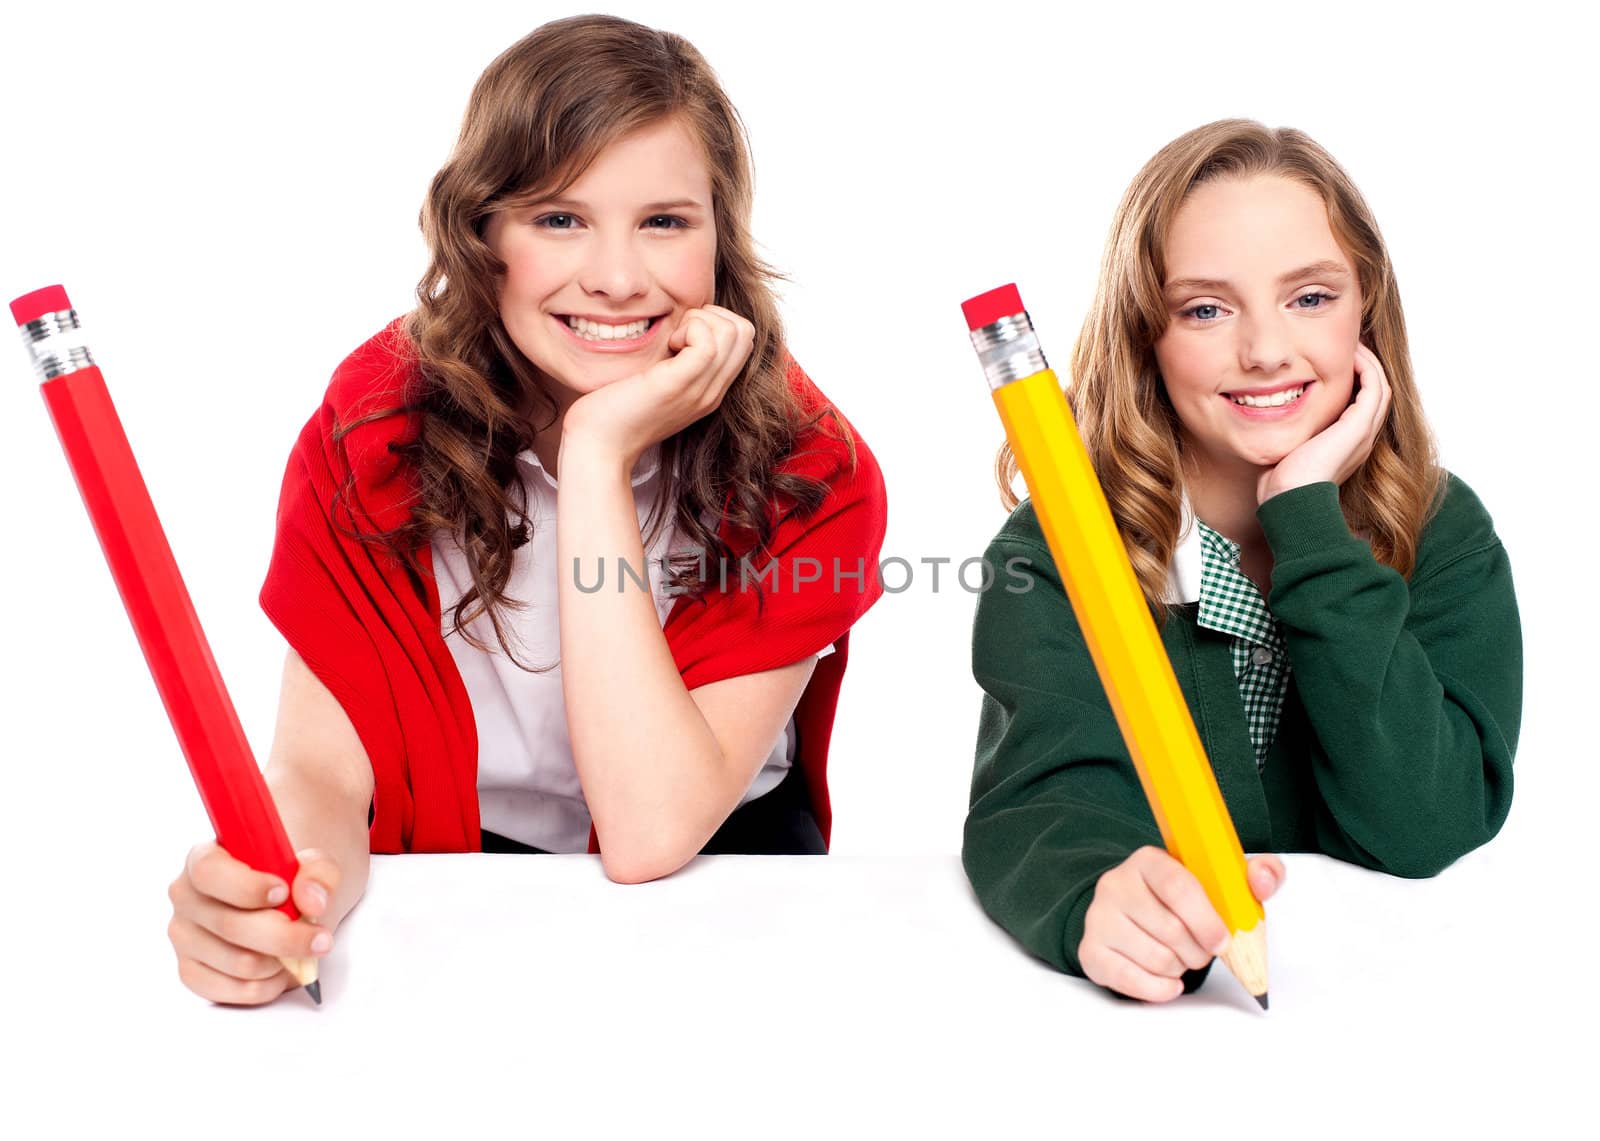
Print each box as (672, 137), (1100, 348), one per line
(961, 284), (1024, 331)
(10, 285), (73, 327)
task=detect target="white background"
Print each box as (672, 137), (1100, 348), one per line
(1, 0), (1594, 1125)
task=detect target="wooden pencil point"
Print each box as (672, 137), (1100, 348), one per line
(1219, 920), (1269, 1007)
(304, 979), (322, 1005)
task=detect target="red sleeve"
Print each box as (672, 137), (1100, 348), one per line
(662, 359), (888, 843)
(258, 319), (480, 854)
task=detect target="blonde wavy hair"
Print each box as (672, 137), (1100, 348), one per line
(341, 15), (843, 667)
(997, 119), (1443, 617)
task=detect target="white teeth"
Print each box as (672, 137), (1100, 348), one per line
(1230, 385), (1305, 408)
(565, 316), (650, 341)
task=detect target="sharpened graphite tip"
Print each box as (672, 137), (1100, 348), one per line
(1254, 992), (1269, 1011)
(305, 979), (323, 1005)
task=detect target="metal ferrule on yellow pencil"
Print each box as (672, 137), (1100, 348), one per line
(968, 311), (1048, 389)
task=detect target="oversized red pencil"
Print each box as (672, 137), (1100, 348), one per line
(12, 285), (320, 1003)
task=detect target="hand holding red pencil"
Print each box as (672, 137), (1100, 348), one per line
(12, 284), (327, 1004)
(168, 843), (340, 1006)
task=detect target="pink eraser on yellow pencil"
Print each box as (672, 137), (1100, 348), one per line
(960, 283), (1024, 331)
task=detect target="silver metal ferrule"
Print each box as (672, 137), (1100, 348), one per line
(18, 308), (94, 380)
(968, 311), (1048, 390)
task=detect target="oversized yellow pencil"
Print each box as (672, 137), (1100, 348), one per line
(962, 284), (1268, 1008)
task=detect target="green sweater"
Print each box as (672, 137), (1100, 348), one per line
(963, 475), (1520, 983)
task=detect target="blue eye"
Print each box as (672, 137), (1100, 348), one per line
(1294, 291), (1336, 309)
(534, 213), (579, 230)
(1183, 303), (1223, 321)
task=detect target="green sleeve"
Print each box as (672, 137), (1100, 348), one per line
(962, 511), (1179, 981)
(1258, 477), (1520, 877)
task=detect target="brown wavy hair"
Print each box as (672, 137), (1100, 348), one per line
(341, 15), (844, 667)
(997, 119), (1442, 617)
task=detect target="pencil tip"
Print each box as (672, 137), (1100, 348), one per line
(305, 980), (323, 1005)
(1255, 992), (1269, 1011)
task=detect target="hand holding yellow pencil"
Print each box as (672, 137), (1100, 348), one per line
(962, 284), (1270, 1009)
(1083, 846), (1284, 1003)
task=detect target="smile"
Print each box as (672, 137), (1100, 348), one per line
(553, 313), (666, 352)
(565, 315), (655, 341)
(1229, 385), (1305, 408)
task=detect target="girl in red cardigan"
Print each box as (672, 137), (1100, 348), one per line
(165, 15), (886, 1006)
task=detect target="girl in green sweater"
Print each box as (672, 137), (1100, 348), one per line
(963, 120), (1521, 1002)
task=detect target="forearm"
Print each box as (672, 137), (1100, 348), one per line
(1261, 482), (1519, 875)
(964, 791), (1145, 978)
(265, 758), (372, 930)
(967, 529), (1170, 976)
(1296, 657), (1514, 876)
(556, 445), (741, 879)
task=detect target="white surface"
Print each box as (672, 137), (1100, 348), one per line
(0, 3), (1593, 1132)
(7, 852), (1580, 1137)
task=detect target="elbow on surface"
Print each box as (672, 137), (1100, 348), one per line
(1373, 835), (1487, 879)
(599, 841), (694, 885)
(1380, 852), (1453, 880)
(1360, 811), (1503, 880)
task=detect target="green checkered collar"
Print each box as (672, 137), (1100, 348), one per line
(1162, 498), (1277, 645)
(1164, 499), (1292, 771)
(1193, 523), (1279, 647)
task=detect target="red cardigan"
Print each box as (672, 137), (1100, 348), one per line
(259, 319), (887, 854)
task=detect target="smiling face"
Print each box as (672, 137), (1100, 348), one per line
(1154, 174), (1363, 483)
(483, 116), (718, 412)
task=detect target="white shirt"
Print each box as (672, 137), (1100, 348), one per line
(1165, 497), (1203, 606)
(430, 444), (811, 852)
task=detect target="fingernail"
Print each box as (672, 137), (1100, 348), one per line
(311, 931), (333, 954)
(266, 883), (288, 906)
(307, 883), (329, 912)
